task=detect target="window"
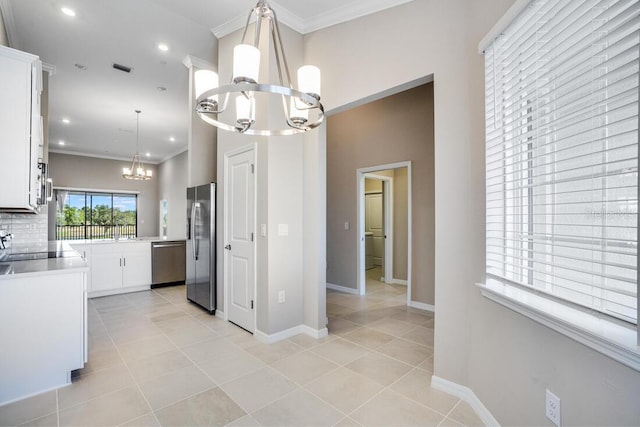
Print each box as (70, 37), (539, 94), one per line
(55, 190), (137, 240)
(484, 0), (639, 327)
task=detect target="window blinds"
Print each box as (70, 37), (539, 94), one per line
(485, 0), (639, 324)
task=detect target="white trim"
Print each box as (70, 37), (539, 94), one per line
(390, 278), (408, 286)
(41, 62), (55, 76)
(159, 147), (188, 164)
(478, 0), (531, 53)
(0, 0), (19, 49)
(48, 149), (160, 165)
(363, 172), (394, 285)
(478, 280), (640, 372)
(327, 282), (359, 295)
(215, 309), (225, 320)
(182, 55), (216, 71)
(431, 376), (500, 427)
(408, 300), (435, 313)
(53, 186), (140, 195)
(88, 285), (150, 299)
(254, 324), (328, 344)
(210, 0), (415, 38)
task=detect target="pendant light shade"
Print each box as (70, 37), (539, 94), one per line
(233, 44), (260, 84)
(297, 65), (321, 99)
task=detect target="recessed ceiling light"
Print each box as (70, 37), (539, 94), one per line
(61, 7), (76, 17)
(74, 63), (87, 70)
(145, 152), (151, 157)
(157, 86), (167, 92)
(169, 137), (175, 142)
(158, 43), (169, 52)
(58, 140), (65, 146)
(62, 118), (70, 124)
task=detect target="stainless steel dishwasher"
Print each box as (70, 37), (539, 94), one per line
(151, 240), (186, 287)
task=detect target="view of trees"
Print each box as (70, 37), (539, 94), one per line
(60, 204), (136, 226)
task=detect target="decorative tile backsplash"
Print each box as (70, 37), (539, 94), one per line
(0, 206), (49, 248)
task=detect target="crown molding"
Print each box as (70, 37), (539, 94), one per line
(49, 149), (160, 165)
(159, 147), (187, 164)
(42, 62), (56, 76)
(0, 0), (19, 49)
(182, 54), (215, 70)
(212, 0), (415, 38)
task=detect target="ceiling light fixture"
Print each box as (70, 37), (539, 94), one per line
(122, 110), (152, 180)
(62, 118), (70, 124)
(58, 140), (65, 146)
(169, 137), (175, 142)
(158, 43), (169, 52)
(61, 7), (76, 17)
(194, 1), (324, 136)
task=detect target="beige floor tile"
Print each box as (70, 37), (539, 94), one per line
(117, 335), (177, 363)
(342, 328), (395, 350)
(126, 349), (194, 383)
(196, 350), (265, 385)
(448, 401), (484, 427)
(119, 412), (161, 426)
(244, 340), (304, 364)
(327, 318), (362, 336)
(181, 337), (241, 364)
(345, 353), (412, 386)
(58, 386), (150, 427)
(148, 309), (188, 323)
(418, 356), (434, 372)
(226, 414), (260, 426)
(220, 367), (297, 413)
(390, 310), (433, 326)
(137, 365), (216, 411)
(333, 417), (363, 427)
(439, 416), (464, 426)
(327, 303), (354, 317)
(368, 317), (415, 337)
(0, 391), (57, 427)
(226, 331), (260, 349)
(310, 338), (369, 366)
(350, 389), (444, 427)
(194, 316), (246, 336)
(377, 338), (433, 366)
(252, 388), (343, 427)
(58, 363), (134, 410)
(402, 325), (435, 347)
(79, 346), (123, 375)
(304, 367), (383, 414)
(153, 315), (203, 333)
(340, 310), (388, 326)
(154, 388), (245, 427)
(271, 351), (339, 385)
(17, 412), (58, 427)
(286, 333), (334, 349)
(163, 325), (219, 348)
(390, 368), (459, 415)
(108, 323), (164, 346)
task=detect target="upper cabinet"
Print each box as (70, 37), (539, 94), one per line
(0, 45), (45, 213)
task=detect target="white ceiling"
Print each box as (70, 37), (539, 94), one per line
(1, 0), (413, 163)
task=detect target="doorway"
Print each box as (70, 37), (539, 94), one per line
(223, 144), (257, 333)
(357, 161), (411, 302)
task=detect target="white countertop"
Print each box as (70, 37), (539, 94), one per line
(66, 236), (186, 245)
(0, 241), (88, 279)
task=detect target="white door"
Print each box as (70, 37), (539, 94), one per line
(366, 193), (385, 271)
(225, 147), (256, 332)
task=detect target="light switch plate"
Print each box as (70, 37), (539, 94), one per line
(260, 223), (267, 237)
(278, 224), (288, 236)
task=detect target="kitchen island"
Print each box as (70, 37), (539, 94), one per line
(0, 242), (88, 406)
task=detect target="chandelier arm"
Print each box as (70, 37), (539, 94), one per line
(253, 6), (262, 49)
(239, 5), (256, 46)
(270, 8), (294, 89)
(270, 21), (286, 88)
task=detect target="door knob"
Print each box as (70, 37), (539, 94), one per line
(225, 244), (231, 250)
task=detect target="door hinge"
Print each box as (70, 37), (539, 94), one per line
(251, 164), (255, 174)
(251, 232), (254, 242)
(251, 300), (254, 309)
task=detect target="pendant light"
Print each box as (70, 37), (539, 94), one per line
(122, 110), (152, 180)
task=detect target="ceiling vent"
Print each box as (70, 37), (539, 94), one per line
(112, 63), (132, 73)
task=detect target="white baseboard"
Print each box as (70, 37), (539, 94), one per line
(390, 278), (408, 286)
(89, 285), (150, 299)
(255, 324), (328, 344)
(431, 376), (499, 427)
(326, 282), (359, 295)
(408, 300), (435, 312)
(215, 309), (225, 320)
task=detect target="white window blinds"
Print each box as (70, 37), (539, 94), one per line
(485, 0), (639, 324)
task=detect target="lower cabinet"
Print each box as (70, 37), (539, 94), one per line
(72, 241), (151, 297)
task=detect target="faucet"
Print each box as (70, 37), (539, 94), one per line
(0, 230), (13, 249)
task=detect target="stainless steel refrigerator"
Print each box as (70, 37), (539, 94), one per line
(186, 183), (216, 314)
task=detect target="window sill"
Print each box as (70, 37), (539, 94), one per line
(477, 278), (640, 372)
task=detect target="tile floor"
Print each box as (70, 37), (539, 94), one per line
(0, 268), (483, 426)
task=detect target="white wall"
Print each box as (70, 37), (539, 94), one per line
(0, 7), (8, 47)
(305, 0), (640, 425)
(158, 150), (187, 239)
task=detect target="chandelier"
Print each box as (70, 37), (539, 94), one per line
(122, 110), (153, 180)
(194, 1), (324, 136)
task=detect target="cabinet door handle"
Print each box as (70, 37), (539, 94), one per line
(123, 257), (126, 267)
(119, 258), (122, 267)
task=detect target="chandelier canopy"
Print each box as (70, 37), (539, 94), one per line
(194, 1), (324, 136)
(122, 110), (152, 180)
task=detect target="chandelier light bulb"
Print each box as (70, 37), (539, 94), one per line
(236, 95), (255, 128)
(195, 69), (219, 99)
(298, 65), (321, 99)
(289, 97), (308, 126)
(233, 44), (260, 84)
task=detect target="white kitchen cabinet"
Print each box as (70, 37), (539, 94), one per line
(89, 241), (151, 297)
(0, 45), (43, 212)
(69, 243), (92, 291)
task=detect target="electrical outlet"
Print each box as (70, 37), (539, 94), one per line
(278, 290), (285, 303)
(545, 389), (561, 427)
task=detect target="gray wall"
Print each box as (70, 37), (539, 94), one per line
(158, 150), (187, 239)
(0, 8), (8, 47)
(308, 0), (640, 424)
(326, 83), (434, 305)
(48, 152), (159, 237)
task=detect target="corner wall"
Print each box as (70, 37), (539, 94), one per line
(0, 6), (8, 47)
(158, 150), (187, 239)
